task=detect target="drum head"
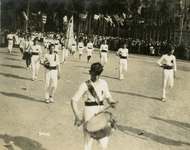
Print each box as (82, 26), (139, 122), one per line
(86, 112), (112, 132)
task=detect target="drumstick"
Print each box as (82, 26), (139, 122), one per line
(96, 101), (119, 115)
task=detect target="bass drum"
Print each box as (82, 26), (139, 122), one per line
(85, 111), (116, 139)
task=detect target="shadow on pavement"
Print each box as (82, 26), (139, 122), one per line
(75, 65), (89, 69)
(1, 64), (25, 69)
(0, 92), (44, 103)
(117, 124), (190, 146)
(150, 116), (190, 130)
(0, 134), (48, 150)
(0, 72), (29, 80)
(110, 90), (161, 101)
(4, 58), (22, 61)
(83, 72), (118, 80)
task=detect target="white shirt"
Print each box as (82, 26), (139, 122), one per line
(7, 34), (13, 40)
(157, 54), (177, 71)
(72, 79), (111, 102)
(100, 44), (108, 52)
(87, 42), (93, 50)
(44, 54), (59, 67)
(78, 42), (84, 49)
(117, 48), (128, 57)
(30, 45), (42, 54)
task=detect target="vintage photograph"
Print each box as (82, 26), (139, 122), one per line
(0, 0), (190, 149)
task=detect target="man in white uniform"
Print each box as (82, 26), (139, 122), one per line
(7, 32), (14, 53)
(86, 40), (93, 63)
(29, 38), (42, 81)
(70, 40), (77, 56)
(99, 40), (109, 66)
(78, 39), (84, 60)
(116, 43), (129, 80)
(40, 44), (61, 103)
(157, 46), (177, 102)
(71, 62), (116, 150)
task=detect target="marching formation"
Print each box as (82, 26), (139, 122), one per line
(2, 30), (178, 150)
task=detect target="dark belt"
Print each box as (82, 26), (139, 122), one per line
(88, 47), (92, 49)
(46, 66), (57, 70)
(85, 101), (103, 106)
(32, 52), (39, 55)
(79, 47), (83, 48)
(164, 66), (173, 70)
(120, 56), (127, 59)
(101, 50), (107, 52)
(55, 44), (58, 45)
(8, 39), (13, 40)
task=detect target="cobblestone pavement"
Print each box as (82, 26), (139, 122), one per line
(0, 45), (190, 150)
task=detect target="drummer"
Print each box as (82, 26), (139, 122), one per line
(71, 62), (116, 150)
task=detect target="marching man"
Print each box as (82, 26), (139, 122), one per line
(157, 46), (177, 102)
(40, 44), (61, 103)
(116, 43), (129, 80)
(86, 39), (94, 63)
(99, 40), (109, 66)
(70, 40), (77, 56)
(71, 62), (116, 150)
(78, 38), (84, 60)
(29, 38), (42, 81)
(7, 32), (14, 53)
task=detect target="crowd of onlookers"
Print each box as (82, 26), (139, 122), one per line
(1, 29), (190, 61)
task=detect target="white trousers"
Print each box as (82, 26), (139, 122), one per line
(162, 69), (174, 99)
(45, 69), (57, 99)
(87, 49), (92, 56)
(119, 59), (127, 79)
(101, 52), (108, 66)
(62, 49), (68, 62)
(8, 40), (13, 52)
(31, 56), (40, 79)
(83, 106), (108, 150)
(79, 48), (84, 54)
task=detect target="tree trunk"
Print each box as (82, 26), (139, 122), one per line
(117, 23), (120, 37)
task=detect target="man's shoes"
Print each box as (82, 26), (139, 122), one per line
(50, 97), (54, 103)
(161, 98), (166, 102)
(45, 99), (50, 103)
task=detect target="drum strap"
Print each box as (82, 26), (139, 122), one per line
(85, 80), (101, 105)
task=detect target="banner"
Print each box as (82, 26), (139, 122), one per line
(65, 16), (74, 49)
(113, 15), (120, 22)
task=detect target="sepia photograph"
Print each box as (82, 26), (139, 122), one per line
(0, 0), (190, 149)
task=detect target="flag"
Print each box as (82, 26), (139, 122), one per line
(94, 14), (99, 20)
(23, 11), (28, 20)
(65, 16), (74, 49)
(113, 15), (120, 22)
(79, 12), (88, 20)
(63, 15), (68, 23)
(137, 3), (146, 16)
(119, 17), (124, 26)
(42, 15), (47, 24)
